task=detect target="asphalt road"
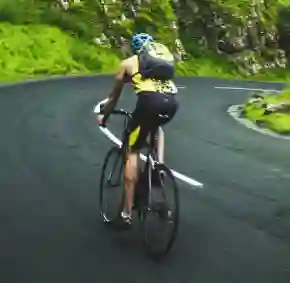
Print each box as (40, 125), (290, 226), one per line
(1, 75), (290, 283)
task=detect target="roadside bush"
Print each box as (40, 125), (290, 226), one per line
(277, 6), (290, 55)
(70, 41), (120, 73)
(0, 22), (119, 81)
(0, 0), (42, 24)
(41, 5), (101, 41)
(0, 0), (101, 41)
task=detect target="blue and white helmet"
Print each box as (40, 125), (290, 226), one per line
(131, 33), (153, 53)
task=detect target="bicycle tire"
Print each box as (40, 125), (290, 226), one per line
(141, 162), (180, 258)
(99, 146), (125, 224)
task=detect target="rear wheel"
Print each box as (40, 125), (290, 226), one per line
(140, 162), (180, 258)
(99, 146), (125, 224)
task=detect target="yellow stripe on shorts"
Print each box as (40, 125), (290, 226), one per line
(129, 126), (141, 146)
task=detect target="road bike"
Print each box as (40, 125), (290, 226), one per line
(98, 107), (180, 258)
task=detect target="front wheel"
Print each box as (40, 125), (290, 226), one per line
(99, 146), (125, 224)
(141, 162), (180, 258)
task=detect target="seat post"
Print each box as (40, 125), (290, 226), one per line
(149, 126), (158, 153)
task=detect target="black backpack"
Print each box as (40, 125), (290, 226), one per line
(138, 42), (175, 81)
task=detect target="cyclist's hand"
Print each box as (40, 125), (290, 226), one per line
(96, 114), (104, 125)
(96, 102), (106, 125)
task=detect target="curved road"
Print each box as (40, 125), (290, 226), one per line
(1, 76), (290, 283)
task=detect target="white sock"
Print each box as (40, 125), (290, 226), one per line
(121, 211), (131, 218)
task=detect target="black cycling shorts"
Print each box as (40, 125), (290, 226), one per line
(126, 91), (178, 151)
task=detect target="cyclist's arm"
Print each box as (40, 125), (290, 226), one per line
(101, 60), (128, 118)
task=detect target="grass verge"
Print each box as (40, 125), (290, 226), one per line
(0, 22), (120, 82)
(243, 88), (290, 134)
(0, 22), (290, 85)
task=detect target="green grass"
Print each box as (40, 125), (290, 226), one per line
(0, 22), (239, 81)
(176, 55), (290, 82)
(1, 21), (290, 85)
(0, 22), (120, 82)
(279, 0), (290, 7)
(243, 88), (290, 134)
(176, 55), (237, 78)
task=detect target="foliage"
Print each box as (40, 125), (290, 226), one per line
(0, 0), (290, 83)
(0, 22), (120, 81)
(243, 87), (290, 134)
(0, 0), (42, 24)
(277, 5), (290, 55)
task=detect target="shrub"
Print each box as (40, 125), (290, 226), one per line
(0, 22), (120, 81)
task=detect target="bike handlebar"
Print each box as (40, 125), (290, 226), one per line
(94, 99), (131, 116)
(93, 99), (132, 127)
(111, 109), (132, 117)
(99, 109), (132, 127)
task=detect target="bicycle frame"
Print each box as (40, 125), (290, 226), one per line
(101, 108), (159, 200)
(94, 99), (159, 164)
(100, 108), (159, 165)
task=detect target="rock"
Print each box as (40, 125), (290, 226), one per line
(256, 119), (267, 127)
(251, 93), (266, 99)
(52, 0), (288, 76)
(264, 102), (290, 114)
(175, 0), (287, 74)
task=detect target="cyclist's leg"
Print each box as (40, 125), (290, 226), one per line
(155, 126), (164, 163)
(122, 128), (150, 221)
(152, 93), (179, 164)
(122, 150), (138, 220)
(121, 97), (150, 221)
(122, 127), (138, 221)
(122, 92), (178, 219)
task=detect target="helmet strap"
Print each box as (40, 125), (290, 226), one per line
(138, 37), (152, 53)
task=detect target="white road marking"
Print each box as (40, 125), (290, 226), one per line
(177, 86), (186, 89)
(214, 86), (281, 93)
(98, 124), (204, 189)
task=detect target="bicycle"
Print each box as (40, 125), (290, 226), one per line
(98, 108), (180, 258)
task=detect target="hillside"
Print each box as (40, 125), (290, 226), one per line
(0, 23), (120, 81)
(0, 0), (290, 81)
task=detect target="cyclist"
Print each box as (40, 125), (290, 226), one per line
(97, 33), (179, 227)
